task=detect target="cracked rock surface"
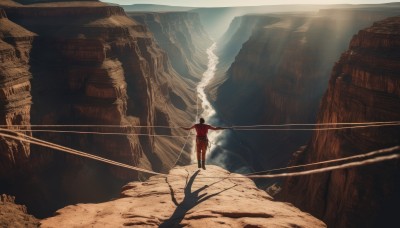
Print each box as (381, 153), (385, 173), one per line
(41, 165), (325, 227)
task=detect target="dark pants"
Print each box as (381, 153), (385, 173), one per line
(196, 137), (208, 162)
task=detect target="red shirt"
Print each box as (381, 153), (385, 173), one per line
(194, 124), (216, 137)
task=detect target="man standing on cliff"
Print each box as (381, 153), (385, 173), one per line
(182, 118), (226, 170)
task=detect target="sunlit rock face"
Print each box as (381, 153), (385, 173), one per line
(128, 12), (212, 82)
(0, 0), (196, 218)
(41, 165), (326, 228)
(214, 9), (399, 173)
(0, 9), (35, 177)
(279, 17), (400, 228)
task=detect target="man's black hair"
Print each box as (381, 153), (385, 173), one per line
(199, 118), (205, 124)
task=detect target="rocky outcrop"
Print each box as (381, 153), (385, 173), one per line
(214, 9), (399, 174)
(41, 165), (326, 228)
(0, 0), (197, 218)
(128, 12), (212, 81)
(0, 194), (39, 228)
(279, 17), (400, 228)
(0, 9), (35, 176)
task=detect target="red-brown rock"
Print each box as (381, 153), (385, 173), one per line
(0, 8), (36, 176)
(279, 17), (400, 228)
(41, 165), (326, 228)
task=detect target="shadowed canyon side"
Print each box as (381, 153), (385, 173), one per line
(279, 17), (400, 228)
(0, 0), (198, 217)
(40, 165), (326, 228)
(128, 12), (212, 82)
(0, 8), (35, 176)
(207, 15), (279, 100)
(213, 8), (400, 174)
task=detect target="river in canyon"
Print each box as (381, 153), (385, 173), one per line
(195, 43), (253, 173)
(193, 43), (225, 164)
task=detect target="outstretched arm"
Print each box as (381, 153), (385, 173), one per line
(181, 125), (195, 130)
(208, 126), (228, 130)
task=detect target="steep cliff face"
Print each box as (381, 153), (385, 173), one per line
(128, 12), (212, 81)
(0, 0), (196, 218)
(4, 4), (159, 177)
(41, 165), (326, 228)
(207, 15), (278, 100)
(280, 17), (400, 228)
(214, 9), (399, 173)
(0, 9), (35, 176)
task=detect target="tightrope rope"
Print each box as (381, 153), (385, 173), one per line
(244, 146), (400, 176)
(169, 90), (200, 168)
(1, 127), (398, 179)
(232, 121), (400, 128)
(2, 121), (399, 130)
(170, 132), (192, 168)
(10, 129), (190, 138)
(196, 147), (400, 179)
(0, 128), (171, 176)
(0, 124), (180, 128)
(233, 122), (400, 131)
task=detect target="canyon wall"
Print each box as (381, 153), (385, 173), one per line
(0, 0), (199, 217)
(208, 15), (279, 100)
(0, 8), (35, 177)
(279, 16), (400, 228)
(214, 8), (399, 174)
(128, 12), (212, 82)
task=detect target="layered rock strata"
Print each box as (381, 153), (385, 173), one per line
(214, 9), (399, 174)
(41, 165), (326, 228)
(279, 17), (400, 228)
(0, 9), (35, 176)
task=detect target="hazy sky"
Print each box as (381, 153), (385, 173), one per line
(101, 0), (396, 7)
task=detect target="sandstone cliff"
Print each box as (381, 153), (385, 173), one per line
(128, 12), (212, 82)
(41, 165), (326, 228)
(279, 17), (400, 227)
(0, 0), (197, 218)
(0, 8), (35, 177)
(214, 8), (399, 174)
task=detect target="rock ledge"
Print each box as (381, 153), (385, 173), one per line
(41, 165), (325, 227)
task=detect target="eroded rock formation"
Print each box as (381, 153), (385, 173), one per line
(41, 165), (326, 228)
(0, 8), (35, 176)
(279, 16), (400, 228)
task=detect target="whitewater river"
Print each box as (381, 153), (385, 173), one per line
(192, 43), (253, 173)
(193, 43), (226, 164)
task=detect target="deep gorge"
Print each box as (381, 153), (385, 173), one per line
(0, 1), (399, 227)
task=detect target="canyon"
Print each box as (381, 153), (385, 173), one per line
(0, 0), (204, 218)
(0, 0), (399, 227)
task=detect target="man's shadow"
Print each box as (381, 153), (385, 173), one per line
(159, 170), (236, 228)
